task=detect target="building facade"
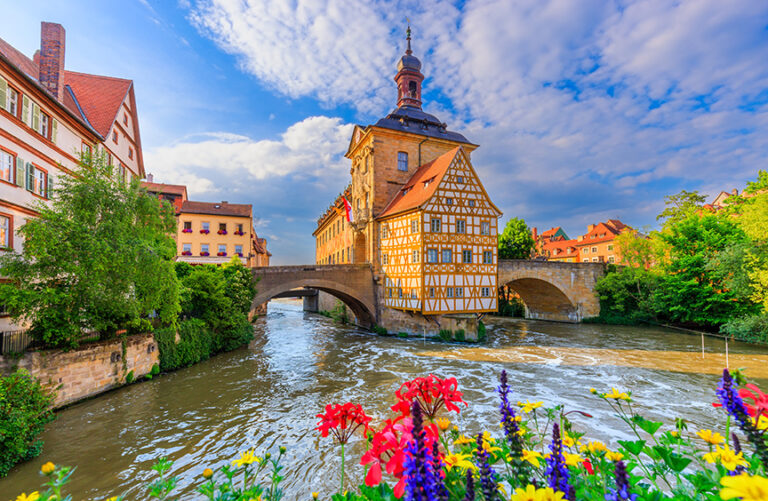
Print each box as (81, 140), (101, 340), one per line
(0, 22), (144, 332)
(574, 219), (630, 264)
(313, 28), (501, 330)
(313, 187), (354, 265)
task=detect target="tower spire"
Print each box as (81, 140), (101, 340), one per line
(406, 20), (412, 55)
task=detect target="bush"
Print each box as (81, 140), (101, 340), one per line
(0, 369), (55, 476)
(372, 325), (387, 336)
(593, 266), (659, 325)
(454, 329), (465, 342)
(497, 296), (525, 317)
(329, 300), (349, 324)
(720, 313), (768, 343)
(477, 321), (486, 342)
(438, 329), (453, 342)
(397, 332), (408, 338)
(154, 319), (213, 372)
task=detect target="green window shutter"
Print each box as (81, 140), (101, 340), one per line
(0, 77), (7, 111)
(21, 95), (30, 125)
(25, 162), (33, 191)
(31, 102), (40, 132)
(51, 119), (58, 144)
(15, 157), (24, 187)
(46, 173), (53, 199)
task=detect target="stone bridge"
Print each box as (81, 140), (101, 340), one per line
(498, 260), (605, 322)
(252, 264), (377, 327)
(251, 261), (605, 326)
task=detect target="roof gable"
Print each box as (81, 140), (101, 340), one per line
(62, 70), (132, 137)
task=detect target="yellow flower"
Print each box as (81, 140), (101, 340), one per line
(562, 434), (576, 448)
(444, 453), (477, 472)
(563, 453), (583, 467)
(521, 449), (543, 467)
(604, 387), (631, 401)
(452, 425), (459, 432)
(669, 431), (679, 438)
(753, 415), (768, 431)
(697, 429), (725, 446)
(40, 461), (55, 475)
(107, 498), (120, 501)
(454, 434), (474, 445)
(202, 467), (214, 479)
(232, 448), (261, 468)
(510, 485), (538, 501)
(720, 473), (768, 501)
(589, 387), (597, 394)
(606, 451), (624, 462)
(436, 417), (451, 431)
(703, 444), (749, 471)
(580, 441), (608, 455)
(15, 493), (40, 501)
(497, 483), (508, 497)
(312, 493), (319, 500)
(519, 400), (544, 413)
(539, 488), (565, 501)
(247, 497), (261, 501)
(481, 440), (502, 455)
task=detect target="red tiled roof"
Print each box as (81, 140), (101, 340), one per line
(0, 37), (39, 78)
(545, 238), (579, 258)
(141, 182), (187, 197)
(181, 200), (252, 218)
(62, 70), (131, 137)
(541, 227), (562, 238)
(377, 147), (460, 219)
(575, 220), (630, 246)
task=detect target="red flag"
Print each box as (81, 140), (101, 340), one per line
(342, 196), (354, 223)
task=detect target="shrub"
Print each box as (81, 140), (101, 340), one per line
(477, 321), (487, 341)
(125, 370), (134, 384)
(497, 295), (525, 317)
(154, 318), (213, 372)
(720, 313), (768, 343)
(0, 369), (55, 476)
(397, 332), (408, 338)
(454, 329), (465, 342)
(372, 325), (388, 336)
(438, 329), (453, 342)
(329, 300), (349, 324)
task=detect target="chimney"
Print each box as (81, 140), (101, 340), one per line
(146, 173), (154, 183)
(531, 227), (538, 241)
(587, 224), (595, 232)
(39, 22), (66, 100)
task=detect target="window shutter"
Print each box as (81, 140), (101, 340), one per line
(46, 174), (53, 199)
(25, 162), (33, 191)
(51, 119), (58, 144)
(0, 77), (6, 111)
(31, 102), (40, 132)
(15, 157), (24, 187)
(21, 95), (30, 125)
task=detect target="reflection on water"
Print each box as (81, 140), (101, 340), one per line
(3, 300), (767, 499)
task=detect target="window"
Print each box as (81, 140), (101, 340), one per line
(118, 163), (126, 180)
(0, 150), (13, 183)
(382, 253), (388, 265)
(583, 258), (589, 262)
(442, 248), (452, 263)
(462, 250), (472, 263)
(455, 287), (463, 297)
(112, 130), (118, 143)
(201, 243), (209, 255)
(592, 257), (599, 262)
(608, 256), (615, 263)
(26, 164), (47, 197)
(591, 247), (598, 253)
(397, 151), (408, 171)
(607, 244), (614, 251)
(128, 147), (134, 160)
(202, 222), (210, 232)
(0, 215), (10, 249)
(481, 221), (490, 235)
(219, 223), (227, 234)
(481, 287), (491, 297)
(430, 218), (441, 232)
(8, 87), (18, 116)
(410, 289), (417, 299)
(582, 248), (588, 254)
(218, 244), (226, 255)
(182, 243), (191, 253)
(456, 175), (463, 184)
(40, 112), (49, 138)
(483, 250), (493, 264)
(427, 248), (438, 263)
(236, 223), (244, 235)
(468, 200), (475, 207)
(123, 113), (128, 125)
(412, 250), (419, 263)
(183, 221), (192, 231)
(429, 287), (435, 298)
(411, 219), (418, 233)
(446, 197), (453, 205)
(456, 219), (465, 234)
(398, 288), (403, 299)
(388, 288), (393, 298)
(381, 225), (388, 238)
(446, 287), (453, 298)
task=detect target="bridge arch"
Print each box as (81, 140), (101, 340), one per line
(251, 265), (377, 328)
(498, 260), (604, 323)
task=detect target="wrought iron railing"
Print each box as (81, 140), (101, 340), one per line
(1, 329), (33, 354)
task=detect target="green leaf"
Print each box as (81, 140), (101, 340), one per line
(632, 415), (664, 436)
(618, 439), (647, 456)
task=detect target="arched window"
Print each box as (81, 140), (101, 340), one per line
(409, 80), (417, 97)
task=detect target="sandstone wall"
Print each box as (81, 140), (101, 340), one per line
(0, 333), (158, 409)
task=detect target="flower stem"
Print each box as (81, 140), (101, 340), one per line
(340, 442), (345, 494)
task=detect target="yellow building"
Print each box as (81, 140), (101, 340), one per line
(313, 186), (354, 264)
(142, 180), (270, 267)
(313, 27), (501, 320)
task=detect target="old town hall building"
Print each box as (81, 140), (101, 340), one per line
(314, 28), (501, 324)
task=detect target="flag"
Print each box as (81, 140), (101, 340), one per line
(342, 196), (354, 223)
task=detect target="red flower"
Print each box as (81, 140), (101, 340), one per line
(316, 402), (372, 445)
(391, 374), (467, 420)
(583, 458), (594, 474)
(713, 382), (768, 418)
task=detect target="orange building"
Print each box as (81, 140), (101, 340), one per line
(313, 186), (354, 265)
(574, 219), (631, 264)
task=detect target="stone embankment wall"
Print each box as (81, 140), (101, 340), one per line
(0, 333), (158, 408)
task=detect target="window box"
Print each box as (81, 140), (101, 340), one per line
(234, 230), (245, 236)
(217, 252), (227, 257)
(217, 230), (228, 235)
(182, 228), (192, 233)
(200, 251), (210, 256)
(200, 229), (210, 234)
(181, 251), (192, 256)
(236, 252), (243, 257)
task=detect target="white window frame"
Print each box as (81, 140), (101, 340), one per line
(456, 219), (466, 234)
(442, 248), (452, 263)
(446, 287), (453, 298)
(0, 215), (9, 248)
(462, 250), (472, 264)
(0, 150), (12, 183)
(397, 151), (408, 171)
(483, 250), (493, 264)
(427, 248), (438, 263)
(481, 221), (490, 235)
(430, 218), (441, 232)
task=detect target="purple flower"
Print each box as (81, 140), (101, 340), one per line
(717, 369), (768, 468)
(605, 461), (637, 501)
(498, 370), (524, 455)
(403, 401), (441, 501)
(545, 424), (572, 499)
(463, 470), (475, 501)
(476, 433), (498, 501)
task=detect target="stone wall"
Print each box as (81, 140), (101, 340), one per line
(378, 302), (479, 341)
(0, 333), (158, 409)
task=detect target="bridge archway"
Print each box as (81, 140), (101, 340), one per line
(502, 278), (579, 323)
(251, 265), (377, 328)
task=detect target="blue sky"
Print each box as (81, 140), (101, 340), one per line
(3, 1), (768, 264)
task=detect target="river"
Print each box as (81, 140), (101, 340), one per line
(3, 299), (768, 499)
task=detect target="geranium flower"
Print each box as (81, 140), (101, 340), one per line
(391, 374), (467, 419)
(696, 429), (725, 446)
(720, 473), (768, 501)
(316, 402), (371, 445)
(703, 444), (749, 471)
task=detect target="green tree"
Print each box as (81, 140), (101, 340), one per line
(656, 190), (706, 228)
(498, 218), (535, 259)
(0, 151), (180, 349)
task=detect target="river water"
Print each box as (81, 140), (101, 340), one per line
(4, 299), (768, 499)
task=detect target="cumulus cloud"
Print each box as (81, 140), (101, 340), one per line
(179, 0), (768, 255)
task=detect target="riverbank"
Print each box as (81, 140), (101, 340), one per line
(3, 301), (768, 497)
